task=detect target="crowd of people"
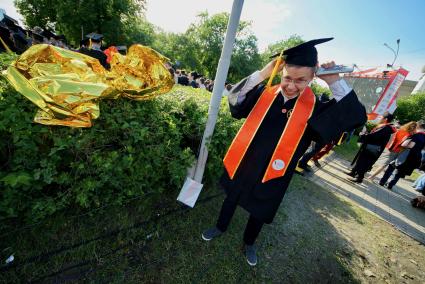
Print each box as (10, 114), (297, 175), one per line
(170, 68), (233, 94)
(344, 114), (425, 193)
(298, 112), (425, 197)
(0, 11), (130, 71)
(0, 11), (71, 54)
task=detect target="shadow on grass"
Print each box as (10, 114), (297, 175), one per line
(0, 176), (365, 283)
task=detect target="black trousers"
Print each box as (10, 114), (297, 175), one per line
(380, 163), (402, 188)
(216, 197), (264, 246)
(298, 141), (325, 167)
(351, 151), (378, 180)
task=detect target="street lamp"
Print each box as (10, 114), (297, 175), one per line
(384, 39), (400, 68)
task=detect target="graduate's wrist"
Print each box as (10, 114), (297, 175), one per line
(321, 75), (340, 86)
(259, 68), (270, 81)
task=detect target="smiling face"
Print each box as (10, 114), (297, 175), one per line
(280, 64), (315, 97)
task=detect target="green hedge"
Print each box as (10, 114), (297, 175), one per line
(0, 71), (241, 223)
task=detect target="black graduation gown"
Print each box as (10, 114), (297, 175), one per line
(78, 47), (110, 69)
(220, 84), (367, 223)
(351, 124), (395, 174)
(395, 132), (425, 177)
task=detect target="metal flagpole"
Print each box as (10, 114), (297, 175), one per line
(177, 0), (244, 207)
(193, 0), (244, 183)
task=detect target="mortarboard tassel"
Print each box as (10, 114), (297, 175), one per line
(266, 50), (284, 88)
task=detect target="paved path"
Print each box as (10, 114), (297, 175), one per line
(305, 152), (425, 244)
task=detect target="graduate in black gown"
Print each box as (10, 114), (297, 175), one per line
(78, 33), (109, 69)
(201, 38), (367, 266)
(346, 112), (396, 183)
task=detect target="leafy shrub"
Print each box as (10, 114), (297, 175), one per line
(395, 92), (425, 124)
(0, 73), (241, 223)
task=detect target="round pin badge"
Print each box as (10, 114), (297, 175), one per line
(272, 159), (285, 171)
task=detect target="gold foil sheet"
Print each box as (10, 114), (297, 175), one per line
(3, 44), (174, 127)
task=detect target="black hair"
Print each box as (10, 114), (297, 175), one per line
(383, 112), (394, 123)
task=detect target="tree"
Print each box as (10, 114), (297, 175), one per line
(154, 12), (261, 82)
(311, 82), (331, 97)
(14, 0), (147, 46)
(394, 92), (425, 124)
(260, 35), (304, 65)
(152, 30), (201, 72)
(187, 12), (262, 82)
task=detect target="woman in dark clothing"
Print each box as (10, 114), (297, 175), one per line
(380, 122), (425, 189)
(346, 113), (396, 183)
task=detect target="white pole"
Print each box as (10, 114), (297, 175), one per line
(192, 0), (244, 183)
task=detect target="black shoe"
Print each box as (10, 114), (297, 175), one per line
(201, 227), (223, 241)
(348, 177), (363, 184)
(298, 163), (313, 173)
(313, 160), (322, 168)
(244, 244), (258, 266)
(378, 181), (385, 186)
(344, 170), (356, 177)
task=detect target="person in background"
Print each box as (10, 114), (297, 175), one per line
(413, 173), (425, 193)
(189, 71), (199, 88)
(178, 70), (189, 86)
(346, 112), (396, 183)
(78, 33), (109, 69)
(222, 83), (233, 97)
(368, 121), (417, 181)
(380, 122), (425, 189)
(198, 78), (207, 89)
(207, 80), (214, 92)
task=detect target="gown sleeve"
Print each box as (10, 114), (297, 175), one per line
(227, 70), (266, 119)
(308, 89), (367, 145)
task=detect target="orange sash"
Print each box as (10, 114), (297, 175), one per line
(223, 85), (316, 183)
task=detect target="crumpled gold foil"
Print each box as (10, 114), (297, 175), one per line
(3, 44), (174, 127)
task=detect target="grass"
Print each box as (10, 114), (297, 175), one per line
(0, 177), (356, 283)
(2, 174), (424, 283)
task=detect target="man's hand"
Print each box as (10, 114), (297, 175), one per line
(317, 61), (340, 86)
(259, 58), (285, 80)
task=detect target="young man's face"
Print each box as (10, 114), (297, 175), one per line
(280, 65), (314, 97)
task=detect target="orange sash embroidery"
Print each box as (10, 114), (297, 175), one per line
(223, 85), (316, 183)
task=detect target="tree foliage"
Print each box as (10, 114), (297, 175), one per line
(153, 12), (262, 83)
(14, 0), (149, 46)
(261, 34), (304, 65)
(394, 92), (425, 124)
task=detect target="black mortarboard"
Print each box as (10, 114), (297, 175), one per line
(270, 38), (333, 67)
(41, 29), (56, 39)
(56, 34), (67, 42)
(85, 32), (103, 42)
(30, 28), (45, 42)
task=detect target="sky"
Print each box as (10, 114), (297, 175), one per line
(2, 0), (425, 81)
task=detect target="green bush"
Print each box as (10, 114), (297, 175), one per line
(394, 92), (425, 124)
(0, 72), (241, 223)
